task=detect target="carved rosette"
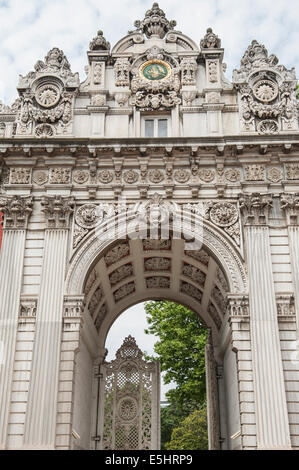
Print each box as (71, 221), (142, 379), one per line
(205, 201), (240, 245)
(0, 195), (33, 229)
(239, 193), (273, 225)
(41, 195), (75, 229)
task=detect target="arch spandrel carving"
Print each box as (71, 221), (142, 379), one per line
(66, 212), (247, 297)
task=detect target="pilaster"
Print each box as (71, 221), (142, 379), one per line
(227, 295), (255, 449)
(55, 296), (84, 450)
(240, 193), (291, 449)
(24, 196), (75, 449)
(0, 196), (32, 449)
(280, 193), (299, 336)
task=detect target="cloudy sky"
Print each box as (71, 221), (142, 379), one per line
(0, 0), (298, 104)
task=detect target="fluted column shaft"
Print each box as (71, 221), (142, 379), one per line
(23, 228), (69, 448)
(246, 225), (291, 449)
(0, 230), (26, 448)
(24, 196), (74, 449)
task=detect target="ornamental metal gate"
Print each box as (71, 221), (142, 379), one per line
(98, 336), (160, 450)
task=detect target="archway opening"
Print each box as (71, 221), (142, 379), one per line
(68, 236), (245, 450)
(104, 300), (208, 450)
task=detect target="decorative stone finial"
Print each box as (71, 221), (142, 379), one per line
(200, 28), (221, 49)
(239, 40), (278, 71)
(89, 30), (110, 51)
(134, 3), (176, 39)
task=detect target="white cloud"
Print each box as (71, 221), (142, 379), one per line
(0, 0), (298, 103)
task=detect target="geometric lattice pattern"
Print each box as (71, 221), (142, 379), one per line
(99, 336), (160, 450)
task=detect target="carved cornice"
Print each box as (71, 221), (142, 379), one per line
(280, 193), (299, 225)
(239, 192), (273, 225)
(0, 195), (33, 229)
(41, 195), (75, 229)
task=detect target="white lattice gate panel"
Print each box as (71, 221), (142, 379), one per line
(98, 336), (160, 450)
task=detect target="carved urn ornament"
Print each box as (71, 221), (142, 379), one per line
(134, 3), (176, 39)
(89, 30), (110, 51)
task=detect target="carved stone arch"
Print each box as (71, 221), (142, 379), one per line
(111, 33), (144, 54)
(130, 47), (180, 74)
(66, 211), (247, 297)
(98, 291), (214, 352)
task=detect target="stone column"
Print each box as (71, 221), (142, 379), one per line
(240, 193), (291, 449)
(0, 196), (32, 449)
(205, 329), (220, 450)
(55, 296), (84, 450)
(24, 196), (75, 449)
(280, 193), (299, 336)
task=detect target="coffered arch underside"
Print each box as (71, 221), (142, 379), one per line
(65, 215), (247, 340)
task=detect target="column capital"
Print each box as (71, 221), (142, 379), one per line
(276, 294), (296, 321)
(63, 295), (85, 331)
(227, 294), (250, 323)
(280, 193), (299, 226)
(239, 192), (273, 226)
(41, 195), (75, 229)
(0, 195), (33, 229)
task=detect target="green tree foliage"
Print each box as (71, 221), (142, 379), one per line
(165, 408), (208, 450)
(160, 403), (191, 450)
(144, 300), (207, 409)
(144, 301), (208, 448)
(296, 84), (299, 99)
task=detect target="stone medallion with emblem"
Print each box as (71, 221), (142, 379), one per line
(139, 60), (171, 81)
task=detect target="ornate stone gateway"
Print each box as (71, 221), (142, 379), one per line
(98, 336), (160, 450)
(0, 3), (299, 451)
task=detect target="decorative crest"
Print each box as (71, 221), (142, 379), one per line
(115, 335), (143, 360)
(89, 30), (110, 51)
(200, 28), (221, 49)
(134, 3), (176, 39)
(34, 47), (71, 74)
(239, 40), (278, 72)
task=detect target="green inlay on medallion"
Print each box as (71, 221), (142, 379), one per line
(142, 62), (169, 81)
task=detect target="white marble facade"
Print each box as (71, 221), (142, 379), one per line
(0, 3), (299, 450)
